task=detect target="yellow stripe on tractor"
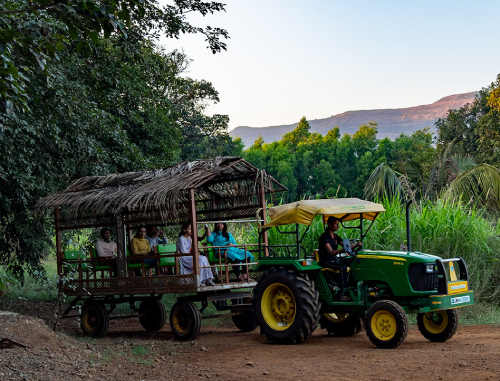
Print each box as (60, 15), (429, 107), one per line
(357, 255), (407, 261)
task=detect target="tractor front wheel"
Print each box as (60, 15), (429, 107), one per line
(365, 300), (408, 349)
(169, 300), (201, 341)
(320, 313), (364, 336)
(417, 309), (458, 342)
(254, 267), (320, 344)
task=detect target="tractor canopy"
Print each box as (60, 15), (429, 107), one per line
(262, 198), (385, 228)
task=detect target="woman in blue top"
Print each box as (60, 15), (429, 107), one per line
(206, 221), (254, 281)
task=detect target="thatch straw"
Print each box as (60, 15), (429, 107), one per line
(35, 157), (286, 220)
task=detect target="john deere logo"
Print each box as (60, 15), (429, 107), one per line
(339, 206), (367, 210)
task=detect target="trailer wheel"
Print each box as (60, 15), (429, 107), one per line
(320, 313), (364, 336)
(232, 310), (258, 332)
(170, 300), (201, 341)
(139, 299), (167, 332)
(254, 267), (320, 344)
(365, 300), (408, 349)
(81, 302), (109, 338)
(417, 309), (458, 342)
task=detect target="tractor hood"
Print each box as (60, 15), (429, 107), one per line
(358, 250), (441, 263)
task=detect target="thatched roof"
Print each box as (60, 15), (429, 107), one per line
(35, 157), (286, 220)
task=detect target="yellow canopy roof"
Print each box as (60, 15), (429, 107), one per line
(263, 198), (385, 228)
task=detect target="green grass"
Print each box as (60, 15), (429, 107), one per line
(0, 255), (59, 303)
(131, 345), (149, 356)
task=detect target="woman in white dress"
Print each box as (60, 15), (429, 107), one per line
(176, 222), (216, 286)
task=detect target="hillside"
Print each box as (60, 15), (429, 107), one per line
(230, 92), (477, 147)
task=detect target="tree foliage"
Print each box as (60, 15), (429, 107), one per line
(0, 0), (236, 277)
(244, 118), (436, 202)
(0, 0), (229, 113)
(436, 79), (500, 168)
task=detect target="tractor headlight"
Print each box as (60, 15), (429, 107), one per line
(425, 264), (437, 273)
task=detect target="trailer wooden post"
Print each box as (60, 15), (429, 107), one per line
(55, 207), (63, 277)
(116, 213), (127, 278)
(189, 188), (200, 286)
(259, 181), (269, 257)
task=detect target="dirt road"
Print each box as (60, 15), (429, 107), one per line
(2, 311), (500, 381)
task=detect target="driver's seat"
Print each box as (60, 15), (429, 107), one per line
(313, 249), (350, 274)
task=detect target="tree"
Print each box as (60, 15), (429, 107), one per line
(0, 6), (232, 277)
(282, 117), (311, 146)
(437, 79), (500, 168)
(0, 0), (229, 113)
(487, 74), (500, 113)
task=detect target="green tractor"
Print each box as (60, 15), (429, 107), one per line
(252, 198), (474, 348)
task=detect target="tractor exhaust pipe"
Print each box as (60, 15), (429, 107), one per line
(406, 200), (412, 252)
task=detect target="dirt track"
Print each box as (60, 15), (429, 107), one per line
(2, 310), (500, 381)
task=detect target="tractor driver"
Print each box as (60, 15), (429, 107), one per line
(318, 216), (361, 301)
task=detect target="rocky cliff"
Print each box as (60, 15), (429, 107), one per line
(230, 92), (477, 147)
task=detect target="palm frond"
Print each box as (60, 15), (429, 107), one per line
(364, 163), (402, 200)
(451, 155), (477, 174)
(444, 164), (500, 216)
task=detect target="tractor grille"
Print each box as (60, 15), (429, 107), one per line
(408, 263), (439, 291)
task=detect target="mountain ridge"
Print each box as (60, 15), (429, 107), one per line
(230, 92), (477, 147)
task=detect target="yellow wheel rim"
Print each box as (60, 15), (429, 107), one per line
(371, 310), (397, 341)
(423, 311), (448, 334)
(323, 312), (348, 323)
(82, 307), (99, 332)
(261, 283), (296, 331)
(172, 307), (190, 334)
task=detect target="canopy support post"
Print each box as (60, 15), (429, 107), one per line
(360, 213), (363, 244)
(189, 188), (200, 286)
(259, 181), (269, 257)
(55, 207), (63, 279)
(116, 213), (127, 278)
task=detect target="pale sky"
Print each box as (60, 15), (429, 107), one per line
(159, 1), (500, 131)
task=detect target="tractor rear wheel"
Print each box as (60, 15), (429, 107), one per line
(254, 267), (320, 344)
(139, 299), (167, 332)
(320, 312), (364, 336)
(417, 309), (458, 342)
(169, 300), (201, 341)
(365, 300), (408, 349)
(81, 302), (109, 338)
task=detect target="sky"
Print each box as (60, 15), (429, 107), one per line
(159, 0), (500, 130)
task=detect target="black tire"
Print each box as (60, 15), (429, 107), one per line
(169, 300), (201, 341)
(232, 310), (258, 332)
(80, 302), (109, 338)
(320, 313), (364, 336)
(417, 309), (459, 342)
(365, 300), (408, 349)
(139, 299), (167, 332)
(254, 267), (320, 344)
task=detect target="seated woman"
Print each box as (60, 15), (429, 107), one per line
(206, 221), (254, 281)
(130, 225), (157, 277)
(176, 222), (216, 286)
